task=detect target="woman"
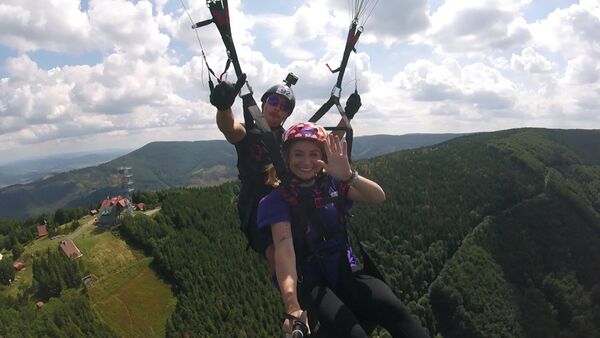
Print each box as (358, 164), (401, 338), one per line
(257, 122), (428, 337)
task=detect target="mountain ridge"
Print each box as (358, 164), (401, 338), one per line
(0, 133), (462, 218)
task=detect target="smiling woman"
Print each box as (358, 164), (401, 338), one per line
(257, 121), (427, 337)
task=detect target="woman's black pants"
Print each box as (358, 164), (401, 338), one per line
(307, 274), (429, 338)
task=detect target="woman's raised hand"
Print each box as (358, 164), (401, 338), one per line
(317, 133), (353, 181)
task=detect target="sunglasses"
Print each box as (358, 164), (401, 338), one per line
(266, 95), (291, 112)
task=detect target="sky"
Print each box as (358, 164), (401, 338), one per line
(0, 0), (599, 164)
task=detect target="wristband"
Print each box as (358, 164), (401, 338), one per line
(341, 169), (358, 186)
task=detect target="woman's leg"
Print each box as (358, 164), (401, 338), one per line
(350, 274), (429, 338)
(309, 284), (369, 338)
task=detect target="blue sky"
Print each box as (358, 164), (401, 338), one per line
(0, 0), (598, 164)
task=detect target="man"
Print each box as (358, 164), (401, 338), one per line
(210, 76), (296, 271)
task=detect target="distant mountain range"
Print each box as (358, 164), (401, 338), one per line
(0, 134), (462, 218)
(0, 150), (130, 188)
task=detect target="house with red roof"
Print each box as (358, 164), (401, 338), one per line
(13, 262), (26, 271)
(37, 224), (48, 237)
(98, 195), (131, 227)
(59, 240), (82, 259)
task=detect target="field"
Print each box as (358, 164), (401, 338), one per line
(2, 211), (176, 337)
(76, 217), (176, 337)
(90, 257), (177, 337)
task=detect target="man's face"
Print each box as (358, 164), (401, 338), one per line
(263, 94), (291, 128)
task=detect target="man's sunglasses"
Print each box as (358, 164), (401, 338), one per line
(266, 95), (291, 112)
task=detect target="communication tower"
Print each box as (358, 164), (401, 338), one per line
(117, 166), (134, 197)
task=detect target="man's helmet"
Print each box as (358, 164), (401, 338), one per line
(261, 84), (295, 114)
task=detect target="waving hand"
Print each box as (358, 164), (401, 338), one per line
(317, 134), (353, 182)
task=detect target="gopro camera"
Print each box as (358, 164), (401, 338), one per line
(284, 72), (298, 87)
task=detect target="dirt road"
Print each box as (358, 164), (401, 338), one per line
(67, 217), (96, 240)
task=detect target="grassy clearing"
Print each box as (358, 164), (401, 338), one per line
(89, 256), (152, 301)
(91, 259), (176, 338)
(74, 227), (143, 278)
(79, 220), (175, 338)
(2, 212), (175, 338)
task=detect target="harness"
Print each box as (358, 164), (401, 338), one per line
(282, 176), (352, 281)
(236, 126), (284, 251)
(282, 175), (385, 286)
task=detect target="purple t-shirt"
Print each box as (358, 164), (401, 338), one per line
(257, 177), (358, 289)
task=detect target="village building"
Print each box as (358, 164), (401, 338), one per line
(37, 224), (48, 237)
(136, 202), (145, 211)
(58, 240), (82, 259)
(97, 195), (132, 227)
(13, 262), (26, 271)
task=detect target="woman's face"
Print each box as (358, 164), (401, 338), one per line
(288, 140), (324, 182)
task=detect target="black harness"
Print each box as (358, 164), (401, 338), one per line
(282, 176), (352, 278)
(282, 175), (385, 284)
(235, 126), (286, 252)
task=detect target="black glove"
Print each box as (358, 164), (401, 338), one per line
(344, 90), (362, 120)
(209, 73), (247, 111)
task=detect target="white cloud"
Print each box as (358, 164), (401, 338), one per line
(1, 1), (600, 163)
(88, 0), (171, 59)
(251, 2), (334, 60)
(322, 0), (430, 45)
(391, 58), (519, 121)
(510, 47), (556, 74)
(530, 1), (600, 60)
(425, 0), (532, 55)
(4, 54), (41, 79)
(0, 0), (91, 53)
(562, 55), (600, 85)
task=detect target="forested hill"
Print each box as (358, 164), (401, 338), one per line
(351, 133), (463, 160)
(0, 134), (460, 218)
(116, 128), (600, 337)
(350, 128), (600, 337)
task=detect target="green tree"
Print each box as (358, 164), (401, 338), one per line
(11, 242), (23, 259)
(70, 220), (81, 231)
(0, 258), (16, 285)
(33, 249), (85, 299)
(54, 208), (69, 224)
